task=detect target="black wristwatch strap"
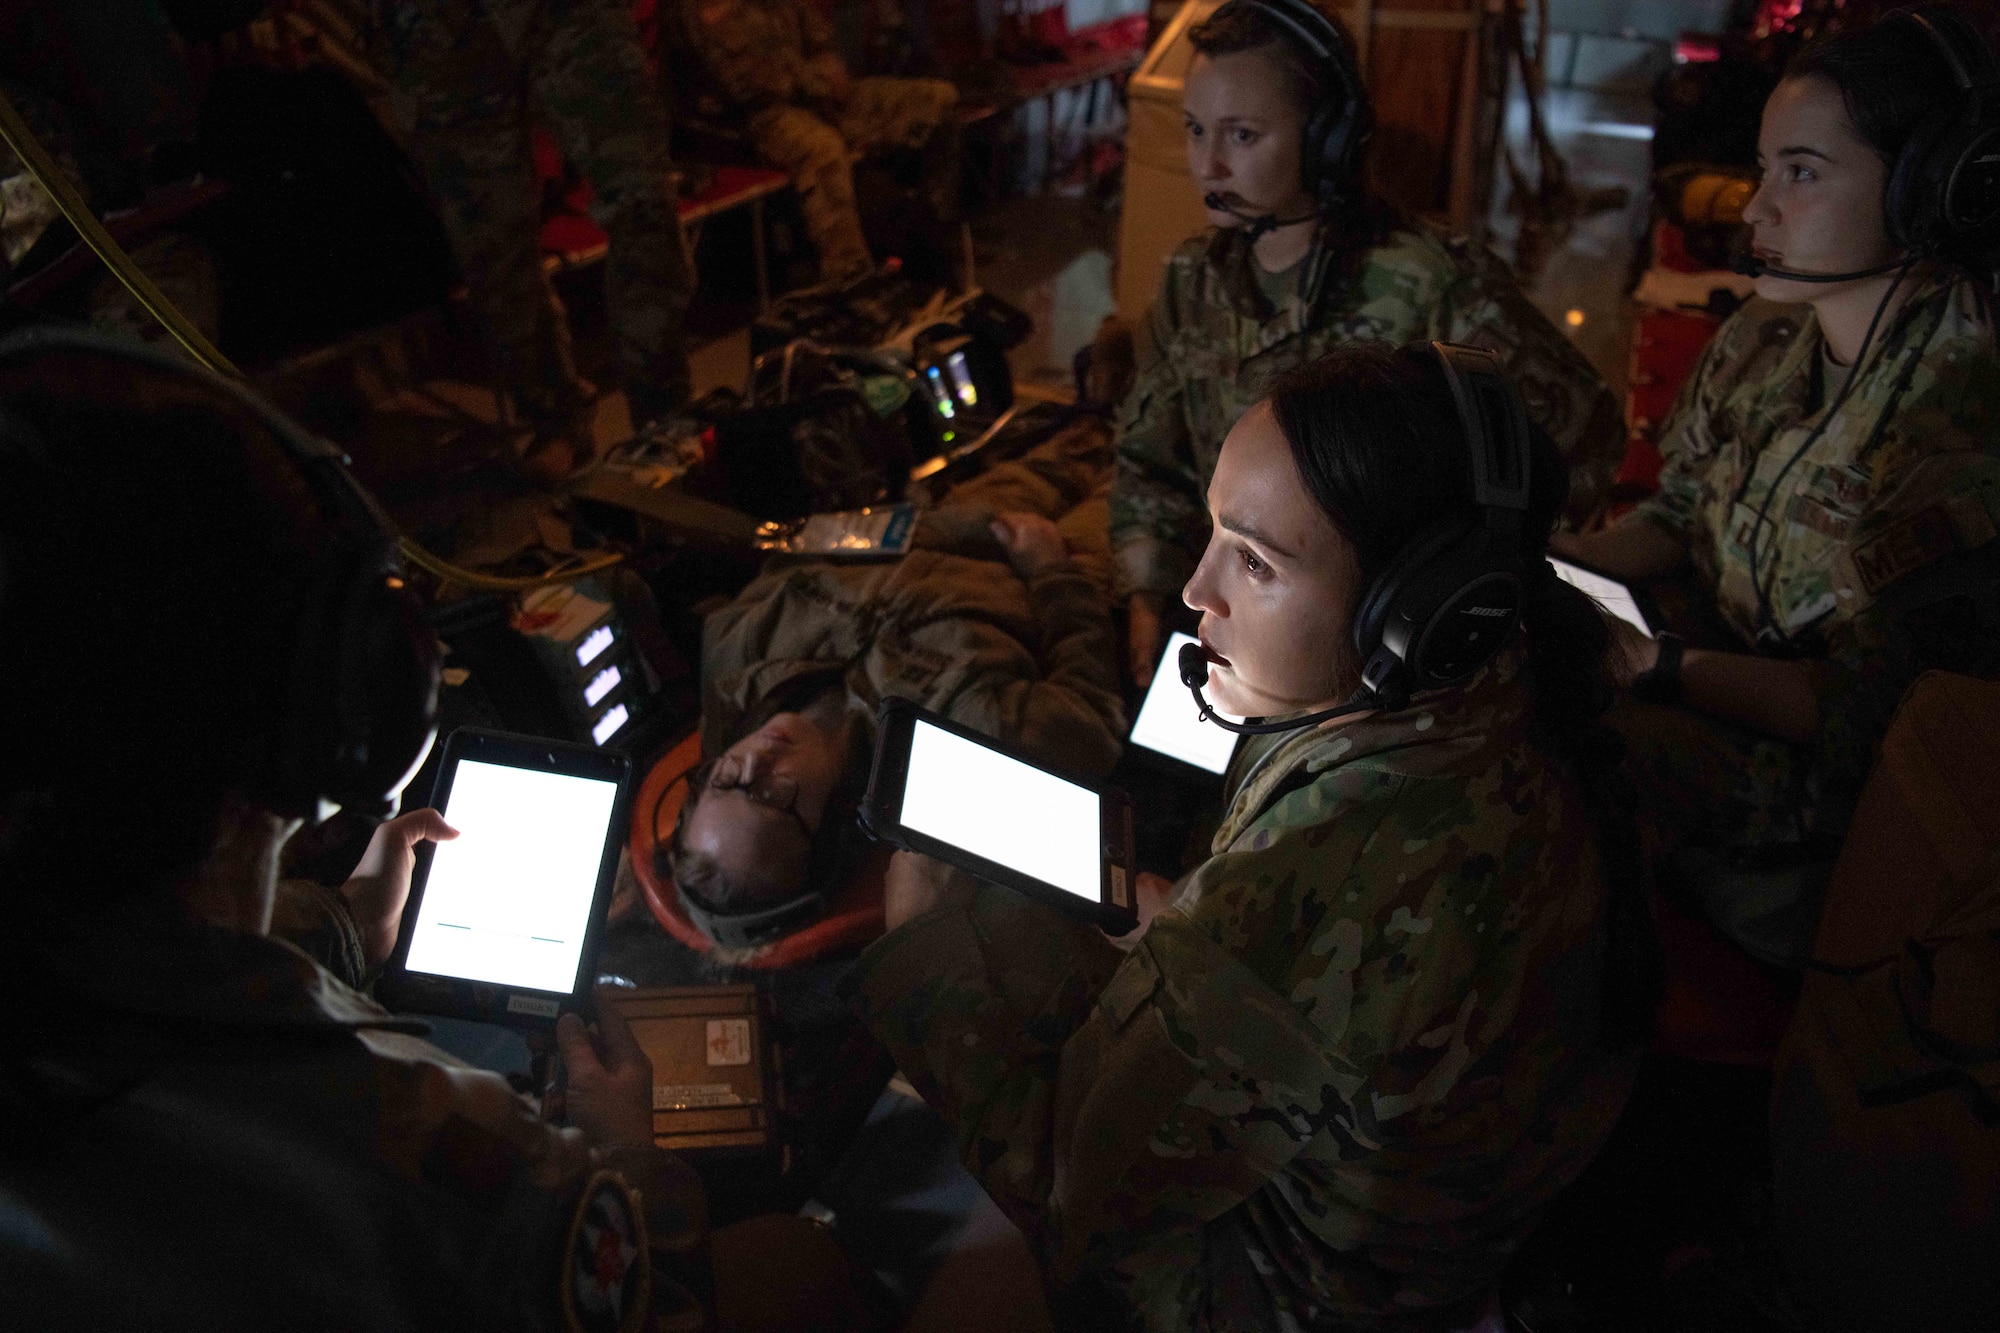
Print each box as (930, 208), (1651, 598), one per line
(1632, 631), (1686, 706)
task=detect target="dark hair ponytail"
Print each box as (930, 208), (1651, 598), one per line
(1268, 343), (1659, 1040)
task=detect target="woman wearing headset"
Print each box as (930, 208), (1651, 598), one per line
(853, 343), (1647, 1331)
(1116, 0), (1625, 688)
(1553, 8), (2000, 969)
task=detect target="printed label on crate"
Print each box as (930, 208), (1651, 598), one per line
(654, 1082), (747, 1110)
(705, 1018), (752, 1066)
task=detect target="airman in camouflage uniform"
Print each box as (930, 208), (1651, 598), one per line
(10, 907), (714, 1331)
(1611, 268), (2000, 966)
(360, 0), (694, 431)
(848, 645), (1641, 1331)
(1110, 225), (1625, 605)
(685, 0), (959, 280)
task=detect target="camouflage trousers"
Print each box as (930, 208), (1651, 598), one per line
(936, 416), (1113, 592)
(1607, 698), (1829, 968)
(367, 0), (693, 430)
(748, 76), (960, 282)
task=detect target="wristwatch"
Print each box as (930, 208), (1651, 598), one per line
(1631, 631), (1685, 706)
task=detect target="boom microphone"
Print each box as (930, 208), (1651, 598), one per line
(1177, 641), (1377, 736)
(1203, 192), (1320, 242)
(1730, 251), (1909, 283)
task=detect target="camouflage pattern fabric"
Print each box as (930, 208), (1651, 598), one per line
(742, 103), (872, 279)
(1603, 698), (1823, 967)
(11, 916), (713, 1331)
(1619, 270), (2000, 966)
(0, 74), (220, 351)
(927, 417), (1115, 593)
(1109, 225), (1625, 603)
(688, 0), (957, 279)
(700, 423), (1124, 776)
(362, 0), (693, 428)
(848, 646), (1641, 1331)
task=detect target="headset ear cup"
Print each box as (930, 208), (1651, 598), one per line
(1946, 120), (2000, 238)
(1887, 106), (1953, 253)
(1316, 70), (1370, 208)
(1238, 0), (1367, 208)
(1350, 522), (1469, 670)
(1890, 7), (2000, 253)
(1302, 102), (1333, 202)
(338, 573), (440, 817)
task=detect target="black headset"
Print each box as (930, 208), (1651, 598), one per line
(1216, 0), (1372, 210)
(1885, 5), (2000, 257)
(0, 325), (441, 823)
(1733, 7), (1999, 283)
(1183, 341), (1534, 733)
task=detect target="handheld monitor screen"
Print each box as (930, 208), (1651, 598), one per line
(1129, 632), (1240, 773)
(402, 759), (622, 994)
(1549, 557), (1654, 639)
(897, 719), (1101, 899)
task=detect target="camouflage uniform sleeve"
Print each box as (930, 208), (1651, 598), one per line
(850, 773), (1392, 1280)
(959, 556), (1127, 776)
(269, 877), (371, 991)
(1806, 454), (2000, 854)
(356, 1020), (715, 1331)
(1435, 245), (1625, 524)
(690, 0), (805, 109)
(1629, 311), (1744, 540)
(1109, 277), (1206, 602)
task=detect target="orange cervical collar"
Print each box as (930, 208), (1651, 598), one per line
(630, 732), (889, 969)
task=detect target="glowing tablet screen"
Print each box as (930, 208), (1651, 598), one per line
(1549, 557), (1654, 638)
(1129, 632), (1240, 774)
(403, 759), (620, 994)
(897, 720), (1101, 900)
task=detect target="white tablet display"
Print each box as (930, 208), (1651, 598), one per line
(1129, 631), (1241, 774)
(896, 718), (1102, 899)
(1549, 557), (1654, 639)
(402, 759), (622, 994)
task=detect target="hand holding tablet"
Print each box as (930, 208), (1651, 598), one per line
(861, 698), (1139, 934)
(379, 729), (632, 1028)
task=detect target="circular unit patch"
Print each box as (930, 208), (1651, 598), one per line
(562, 1170), (651, 1333)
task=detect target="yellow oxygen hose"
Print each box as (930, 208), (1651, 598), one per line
(0, 87), (623, 594)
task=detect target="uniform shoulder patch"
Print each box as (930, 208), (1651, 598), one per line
(562, 1170), (651, 1333)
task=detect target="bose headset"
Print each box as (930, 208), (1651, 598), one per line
(1735, 5), (2000, 284)
(1886, 6), (2000, 258)
(1199, 0), (1373, 235)
(1182, 341), (1535, 733)
(0, 325), (441, 823)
